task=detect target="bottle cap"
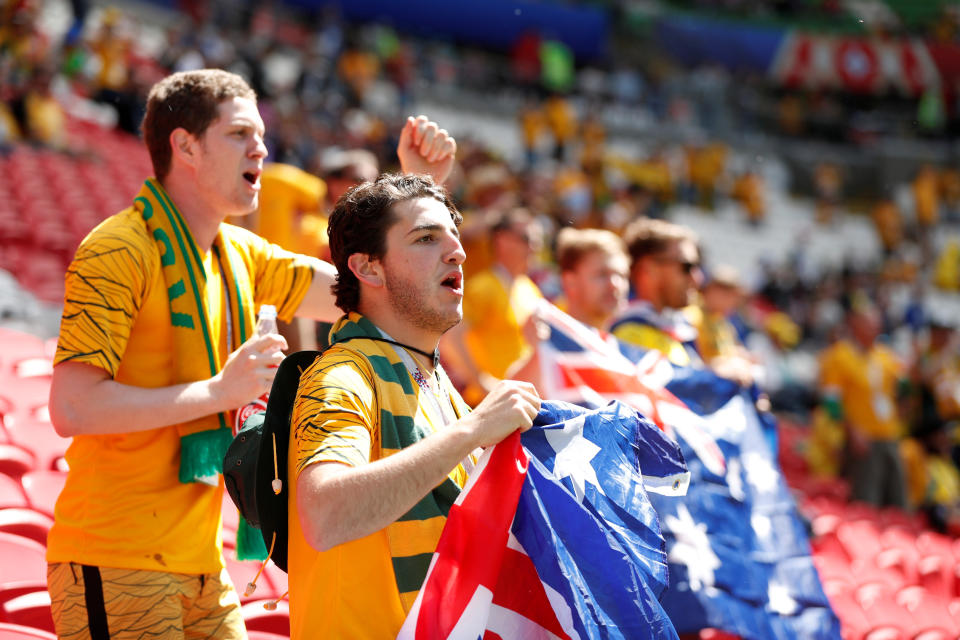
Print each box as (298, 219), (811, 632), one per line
(259, 304), (277, 319)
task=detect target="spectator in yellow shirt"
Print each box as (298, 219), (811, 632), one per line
(241, 162), (329, 350)
(731, 171), (766, 226)
(818, 297), (909, 508)
(871, 198), (903, 256)
(46, 69), (341, 640)
(913, 164), (941, 229)
(544, 93), (576, 161)
(442, 208), (543, 404)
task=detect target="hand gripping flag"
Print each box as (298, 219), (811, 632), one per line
(532, 302), (840, 639)
(398, 400), (689, 640)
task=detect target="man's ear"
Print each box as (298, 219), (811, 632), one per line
(170, 128), (199, 168)
(347, 253), (385, 288)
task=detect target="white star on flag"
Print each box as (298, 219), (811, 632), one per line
(703, 395), (749, 440)
(544, 414), (604, 503)
(752, 513), (772, 540)
(726, 456), (745, 502)
(743, 452), (780, 494)
(664, 504), (719, 592)
(768, 581), (799, 615)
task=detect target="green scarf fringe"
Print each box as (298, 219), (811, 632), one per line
(178, 427), (235, 484)
(236, 517), (269, 561)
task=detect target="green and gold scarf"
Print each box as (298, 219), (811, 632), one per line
(135, 178), (255, 484)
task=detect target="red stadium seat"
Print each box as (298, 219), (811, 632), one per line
(850, 558), (907, 591)
(913, 630), (953, 640)
(5, 419), (68, 475)
(916, 532), (954, 561)
(0, 509), (52, 546)
(0, 476), (27, 510)
(880, 526), (922, 562)
(811, 512), (842, 538)
(0, 533), (46, 584)
(863, 626), (906, 640)
(896, 585), (958, 636)
(0, 446), (35, 480)
(949, 598), (960, 626)
(0, 585), (47, 610)
(878, 507), (926, 533)
(261, 563), (287, 598)
(241, 599), (289, 636)
(844, 502), (883, 523)
(855, 582), (914, 634)
(0, 331), (45, 375)
(812, 549), (855, 585)
(823, 584), (870, 638)
(917, 555), (954, 599)
(245, 631), (288, 640)
(837, 520), (883, 564)
(18, 471), (66, 518)
(0, 623), (57, 640)
(0, 591), (53, 634)
(874, 547), (917, 586)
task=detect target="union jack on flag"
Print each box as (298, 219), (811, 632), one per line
(534, 302), (841, 639)
(398, 400), (689, 640)
(535, 300), (725, 477)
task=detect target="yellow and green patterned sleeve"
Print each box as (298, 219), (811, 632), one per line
(54, 210), (152, 377)
(293, 350), (379, 476)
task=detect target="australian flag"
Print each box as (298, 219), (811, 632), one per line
(533, 301), (841, 639)
(398, 400), (690, 640)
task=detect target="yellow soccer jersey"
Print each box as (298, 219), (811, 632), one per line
(254, 162), (326, 253)
(287, 319), (471, 639)
(818, 340), (904, 441)
(48, 206), (314, 574)
(462, 269), (542, 380)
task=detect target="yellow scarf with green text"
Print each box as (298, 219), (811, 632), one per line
(135, 179), (255, 484)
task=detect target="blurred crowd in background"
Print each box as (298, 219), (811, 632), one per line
(5, 0), (960, 534)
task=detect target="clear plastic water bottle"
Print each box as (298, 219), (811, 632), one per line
(234, 305), (279, 435)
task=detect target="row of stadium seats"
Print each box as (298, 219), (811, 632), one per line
(781, 419), (960, 640)
(0, 120), (151, 303)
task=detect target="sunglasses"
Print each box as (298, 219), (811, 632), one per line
(656, 256), (699, 274)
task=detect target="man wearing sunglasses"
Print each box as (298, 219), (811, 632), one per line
(610, 218), (704, 366)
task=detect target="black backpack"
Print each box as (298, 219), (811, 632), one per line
(223, 350), (321, 573)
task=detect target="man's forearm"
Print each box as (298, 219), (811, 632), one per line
(297, 418), (481, 552)
(293, 260), (341, 322)
(50, 365), (231, 437)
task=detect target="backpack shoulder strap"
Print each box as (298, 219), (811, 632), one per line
(249, 350), (322, 573)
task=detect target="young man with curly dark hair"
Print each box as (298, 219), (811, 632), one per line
(288, 173), (541, 639)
